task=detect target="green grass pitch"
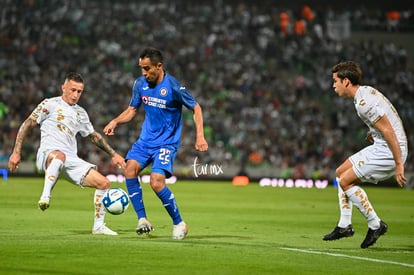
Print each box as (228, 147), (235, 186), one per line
(0, 177), (413, 274)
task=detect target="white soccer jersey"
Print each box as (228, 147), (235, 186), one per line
(354, 85), (407, 146)
(30, 96), (94, 155)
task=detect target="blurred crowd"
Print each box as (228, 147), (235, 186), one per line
(1, 0), (413, 179)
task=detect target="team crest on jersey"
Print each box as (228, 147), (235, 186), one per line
(160, 88), (168, 96)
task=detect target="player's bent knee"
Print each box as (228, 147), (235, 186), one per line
(84, 170), (110, 189)
(150, 174), (166, 192)
(335, 167), (342, 178)
(97, 180), (110, 190)
(124, 170), (136, 179)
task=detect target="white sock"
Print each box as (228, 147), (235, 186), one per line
(40, 159), (63, 201)
(93, 189), (107, 230)
(337, 179), (352, 227)
(344, 186), (381, 229)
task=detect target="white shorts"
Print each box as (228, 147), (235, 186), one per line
(349, 143), (408, 184)
(36, 148), (96, 187)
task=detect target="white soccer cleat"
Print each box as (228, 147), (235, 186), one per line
(172, 221), (188, 240)
(136, 218), (154, 235)
(92, 224), (118, 235)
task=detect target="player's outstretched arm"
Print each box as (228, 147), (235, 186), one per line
(192, 103), (208, 152)
(104, 106), (137, 135)
(8, 117), (37, 172)
(88, 131), (126, 169)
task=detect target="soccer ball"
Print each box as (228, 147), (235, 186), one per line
(102, 188), (130, 215)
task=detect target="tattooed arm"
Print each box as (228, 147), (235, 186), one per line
(8, 117), (37, 172)
(88, 131), (126, 169)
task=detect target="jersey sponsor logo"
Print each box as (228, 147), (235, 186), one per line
(141, 95), (167, 109)
(142, 96), (149, 104)
(57, 123), (74, 136)
(57, 108), (64, 121)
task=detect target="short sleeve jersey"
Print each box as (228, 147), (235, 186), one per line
(30, 96), (94, 154)
(354, 86), (407, 145)
(129, 73), (197, 147)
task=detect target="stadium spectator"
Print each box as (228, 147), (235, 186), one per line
(293, 18), (306, 36)
(386, 10), (401, 32)
(301, 5), (315, 23)
(279, 11), (290, 36)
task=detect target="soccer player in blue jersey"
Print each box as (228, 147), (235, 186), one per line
(104, 48), (208, 240)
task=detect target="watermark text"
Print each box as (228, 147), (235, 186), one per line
(192, 156), (224, 178)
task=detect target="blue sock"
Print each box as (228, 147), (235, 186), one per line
(125, 178), (146, 219)
(156, 186), (182, 225)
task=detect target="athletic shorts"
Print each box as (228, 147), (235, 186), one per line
(349, 143), (408, 184)
(36, 148), (96, 187)
(125, 142), (177, 178)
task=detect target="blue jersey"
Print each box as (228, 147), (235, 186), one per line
(129, 73), (197, 148)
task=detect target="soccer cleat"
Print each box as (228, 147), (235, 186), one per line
(38, 197), (50, 211)
(172, 221), (188, 240)
(136, 218), (154, 235)
(92, 224), (118, 235)
(323, 224), (355, 241)
(360, 220), (388, 249)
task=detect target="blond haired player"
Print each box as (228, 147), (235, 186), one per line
(9, 72), (126, 235)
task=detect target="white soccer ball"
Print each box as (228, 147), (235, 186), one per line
(102, 188), (130, 215)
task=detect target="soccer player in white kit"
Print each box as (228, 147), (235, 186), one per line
(323, 61), (408, 248)
(8, 72), (126, 235)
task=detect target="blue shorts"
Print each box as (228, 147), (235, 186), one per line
(126, 142), (177, 178)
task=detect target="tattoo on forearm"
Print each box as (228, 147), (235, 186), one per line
(89, 132), (116, 156)
(13, 118), (35, 154)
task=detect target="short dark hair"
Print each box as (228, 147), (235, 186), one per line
(139, 48), (163, 65)
(332, 61), (362, 85)
(65, 72), (84, 84)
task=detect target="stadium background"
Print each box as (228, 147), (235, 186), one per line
(0, 0), (413, 185)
